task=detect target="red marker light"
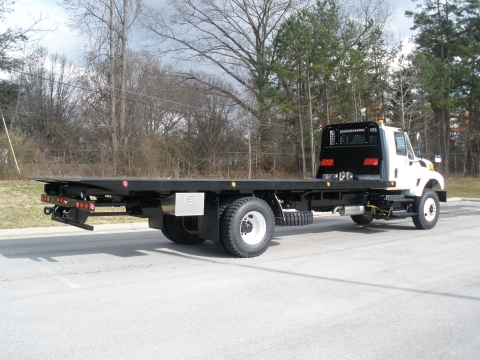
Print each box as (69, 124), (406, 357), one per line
(363, 158), (379, 166)
(320, 159), (335, 166)
(89, 203), (95, 211)
(122, 181), (129, 188)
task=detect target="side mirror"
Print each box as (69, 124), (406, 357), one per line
(416, 133), (423, 158)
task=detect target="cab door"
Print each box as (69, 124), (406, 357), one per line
(392, 131), (416, 189)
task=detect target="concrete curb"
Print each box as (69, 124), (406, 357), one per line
(446, 197), (480, 202)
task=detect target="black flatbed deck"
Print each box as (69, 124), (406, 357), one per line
(35, 177), (395, 195)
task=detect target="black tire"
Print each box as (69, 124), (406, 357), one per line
(220, 197), (275, 258)
(351, 213), (374, 225)
(276, 211), (313, 226)
(164, 215), (206, 245)
(212, 196), (243, 251)
(160, 217), (175, 242)
(412, 189), (440, 230)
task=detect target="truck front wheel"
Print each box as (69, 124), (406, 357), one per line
(412, 189), (440, 230)
(163, 215), (206, 245)
(220, 197), (274, 258)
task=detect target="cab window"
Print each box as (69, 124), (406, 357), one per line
(339, 128), (366, 145)
(394, 132), (407, 156)
(405, 135), (415, 160)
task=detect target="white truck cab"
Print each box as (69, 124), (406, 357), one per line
(380, 122), (444, 196)
(317, 120), (446, 231)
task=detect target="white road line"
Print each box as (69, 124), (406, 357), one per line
(38, 266), (81, 289)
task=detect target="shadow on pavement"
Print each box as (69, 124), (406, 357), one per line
(0, 217), (438, 262)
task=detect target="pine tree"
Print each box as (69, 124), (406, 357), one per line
(407, 0), (480, 175)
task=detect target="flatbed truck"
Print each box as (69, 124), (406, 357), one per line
(36, 121), (446, 257)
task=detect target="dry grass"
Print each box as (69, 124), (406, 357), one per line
(445, 177), (480, 198)
(0, 180), (146, 230)
(1, 177), (479, 230)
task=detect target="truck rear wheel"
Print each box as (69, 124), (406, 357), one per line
(213, 196), (243, 251)
(276, 211), (313, 226)
(164, 215), (206, 245)
(351, 213), (373, 225)
(220, 197), (274, 258)
(412, 189), (440, 230)
(160, 218), (175, 242)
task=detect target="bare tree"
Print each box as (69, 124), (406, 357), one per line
(141, 0), (305, 127)
(12, 48), (79, 149)
(0, 0), (55, 71)
(61, 0), (142, 175)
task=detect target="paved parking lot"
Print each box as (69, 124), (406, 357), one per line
(1, 201), (480, 359)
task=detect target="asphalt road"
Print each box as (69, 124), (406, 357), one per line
(1, 201), (480, 359)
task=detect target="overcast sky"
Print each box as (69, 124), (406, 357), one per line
(3, 0), (420, 62)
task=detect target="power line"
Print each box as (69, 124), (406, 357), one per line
(9, 68), (200, 113)
(6, 67), (257, 130)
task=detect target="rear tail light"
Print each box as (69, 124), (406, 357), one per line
(363, 158), (379, 166)
(41, 194), (94, 211)
(75, 201), (95, 211)
(320, 159), (335, 166)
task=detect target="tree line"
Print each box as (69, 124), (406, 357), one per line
(0, 0), (479, 179)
